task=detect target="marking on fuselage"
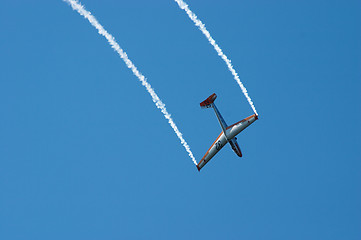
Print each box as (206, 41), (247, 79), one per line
(215, 140), (222, 150)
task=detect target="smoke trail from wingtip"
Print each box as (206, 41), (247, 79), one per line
(64, 0), (197, 165)
(174, 0), (258, 116)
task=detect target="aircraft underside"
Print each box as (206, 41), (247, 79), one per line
(197, 93), (258, 171)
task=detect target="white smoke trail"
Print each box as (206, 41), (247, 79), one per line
(64, 0), (197, 165)
(174, 0), (258, 116)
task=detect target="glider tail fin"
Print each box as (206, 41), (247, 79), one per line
(200, 93), (217, 109)
(200, 93), (229, 139)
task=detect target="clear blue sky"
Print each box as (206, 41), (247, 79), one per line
(1, 0), (360, 239)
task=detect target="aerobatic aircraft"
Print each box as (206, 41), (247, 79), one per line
(197, 93), (258, 171)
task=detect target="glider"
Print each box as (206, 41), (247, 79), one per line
(197, 93), (258, 171)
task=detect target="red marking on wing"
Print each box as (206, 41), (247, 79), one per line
(197, 131), (223, 168)
(226, 114), (258, 130)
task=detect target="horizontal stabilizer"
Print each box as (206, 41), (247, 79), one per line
(200, 93), (217, 109)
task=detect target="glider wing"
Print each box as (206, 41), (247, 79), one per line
(197, 131), (227, 171)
